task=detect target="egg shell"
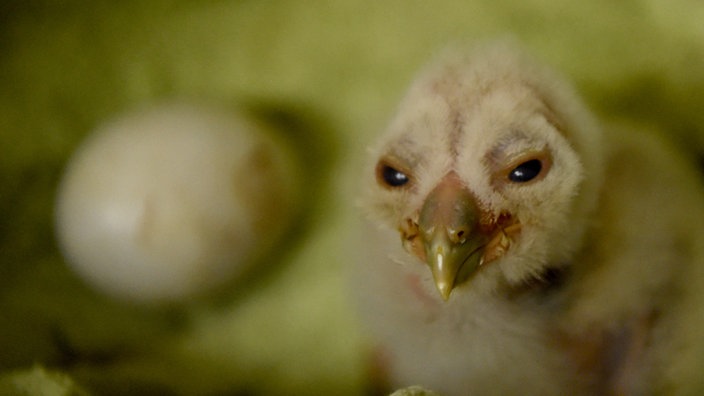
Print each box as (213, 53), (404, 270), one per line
(55, 102), (300, 303)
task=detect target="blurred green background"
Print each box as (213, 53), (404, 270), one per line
(1, 1), (703, 394)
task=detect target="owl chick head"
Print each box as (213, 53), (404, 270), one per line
(363, 42), (604, 300)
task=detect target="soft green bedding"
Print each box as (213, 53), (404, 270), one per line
(1, 1), (703, 394)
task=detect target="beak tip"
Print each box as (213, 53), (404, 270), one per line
(436, 282), (453, 302)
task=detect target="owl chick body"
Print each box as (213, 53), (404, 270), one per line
(354, 43), (704, 395)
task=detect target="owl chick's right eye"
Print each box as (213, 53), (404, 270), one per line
(508, 159), (543, 183)
(376, 162), (410, 188)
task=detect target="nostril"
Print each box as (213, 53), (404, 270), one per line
(448, 226), (469, 244)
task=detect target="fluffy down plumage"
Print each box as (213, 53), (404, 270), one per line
(353, 42), (704, 395)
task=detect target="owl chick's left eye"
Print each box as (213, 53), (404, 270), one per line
(376, 161), (411, 188)
(508, 159), (543, 183)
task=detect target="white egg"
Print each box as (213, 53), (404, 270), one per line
(55, 102), (301, 303)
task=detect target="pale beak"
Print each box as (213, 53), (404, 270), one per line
(418, 172), (486, 301)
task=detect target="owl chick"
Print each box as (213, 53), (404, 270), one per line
(354, 42), (704, 396)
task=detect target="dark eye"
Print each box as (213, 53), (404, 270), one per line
(377, 163), (410, 187)
(508, 159), (542, 183)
